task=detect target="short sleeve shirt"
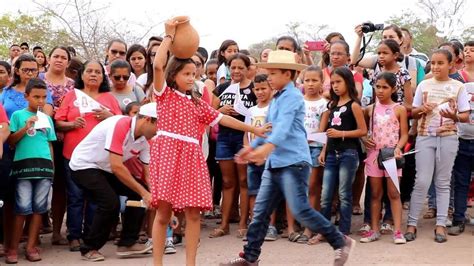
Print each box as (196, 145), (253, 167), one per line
(9, 109), (56, 161)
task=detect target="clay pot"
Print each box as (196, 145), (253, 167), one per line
(169, 16), (200, 59)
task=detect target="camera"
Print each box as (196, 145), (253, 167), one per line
(361, 22), (384, 33)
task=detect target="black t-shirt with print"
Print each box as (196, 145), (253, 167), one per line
(326, 100), (360, 152)
(214, 81), (257, 135)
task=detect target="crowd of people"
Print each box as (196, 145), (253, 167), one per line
(0, 17), (473, 266)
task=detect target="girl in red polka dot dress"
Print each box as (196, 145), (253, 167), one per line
(150, 19), (269, 266)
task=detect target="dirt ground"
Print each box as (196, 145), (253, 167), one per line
(9, 206), (474, 265)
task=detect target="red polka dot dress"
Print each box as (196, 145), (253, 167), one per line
(150, 87), (222, 211)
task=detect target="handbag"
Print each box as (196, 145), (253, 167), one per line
(370, 102), (405, 170)
(377, 147), (405, 170)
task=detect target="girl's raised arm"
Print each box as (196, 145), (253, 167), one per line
(153, 19), (178, 94)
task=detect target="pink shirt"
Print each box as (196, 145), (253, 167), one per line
(55, 90), (122, 159)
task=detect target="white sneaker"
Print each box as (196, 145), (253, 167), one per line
(145, 239), (153, 254)
(164, 239), (176, 254)
(358, 223), (371, 235)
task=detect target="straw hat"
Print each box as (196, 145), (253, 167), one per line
(255, 50), (306, 71)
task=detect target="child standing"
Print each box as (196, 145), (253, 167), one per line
(405, 49), (470, 243)
(360, 72), (408, 244)
(299, 65), (328, 244)
(372, 39), (412, 112)
(221, 50), (355, 266)
(319, 67), (368, 236)
(243, 74), (277, 240)
(150, 19), (268, 266)
(6, 78), (56, 263)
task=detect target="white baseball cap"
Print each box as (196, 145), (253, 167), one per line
(138, 102), (157, 118)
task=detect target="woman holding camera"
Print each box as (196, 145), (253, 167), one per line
(351, 24), (419, 91)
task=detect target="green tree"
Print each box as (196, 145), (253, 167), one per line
(247, 38), (277, 60)
(0, 13), (72, 59)
(386, 11), (444, 54)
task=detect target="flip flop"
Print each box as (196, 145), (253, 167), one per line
(352, 206), (363, 215)
(236, 229), (247, 239)
(307, 234), (325, 245)
(51, 237), (69, 245)
(288, 232), (302, 242)
(208, 228), (229, 238)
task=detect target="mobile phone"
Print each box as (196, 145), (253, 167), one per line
(305, 40), (326, 51)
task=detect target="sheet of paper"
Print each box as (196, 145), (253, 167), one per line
(34, 110), (51, 129)
(75, 89), (104, 114)
(382, 158), (400, 193)
(308, 132), (327, 144)
(233, 83), (252, 117)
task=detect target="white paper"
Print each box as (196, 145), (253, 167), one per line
(233, 84), (252, 117)
(34, 110), (51, 129)
(75, 89), (104, 114)
(308, 132), (327, 144)
(382, 158), (400, 193)
(438, 102), (452, 112)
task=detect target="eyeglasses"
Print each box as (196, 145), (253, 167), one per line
(20, 68), (38, 74)
(110, 49), (126, 56)
(112, 75), (130, 81)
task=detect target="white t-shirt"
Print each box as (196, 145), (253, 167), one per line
(216, 63), (229, 84)
(247, 105), (269, 143)
(458, 82), (474, 139)
(304, 98), (328, 147)
(136, 73), (148, 89)
(70, 116), (150, 172)
(413, 78), (470, 137)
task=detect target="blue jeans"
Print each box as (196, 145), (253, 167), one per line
(452, 138), (474, 224)
(15, 179), (52, 215)
(243, 162), (344, 262)
(64, 159), (96, 241)
(215, 131), (244, 160)
(321, 149), (359, 235)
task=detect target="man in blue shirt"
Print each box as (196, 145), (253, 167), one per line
(220, 50), (355, 266)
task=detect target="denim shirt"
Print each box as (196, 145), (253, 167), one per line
(251, 82), (311, 169)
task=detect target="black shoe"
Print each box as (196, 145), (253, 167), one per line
(173, 234), (183, 246)
(434, 228), (447, 243)
(447, 222), (465, 236)
(404, 228), (417, 242)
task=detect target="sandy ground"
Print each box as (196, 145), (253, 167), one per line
(7, 206), (474, 265)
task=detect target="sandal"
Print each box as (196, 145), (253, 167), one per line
(352, 206), (363, 215)
(52, 236), (69, 245)
(307, 233), (325, 245)
(25, 247), (41, 262)
(69, 239), (81, 252)
(236, 229), (247, 239)
(423, 208), (436, 219)
(5, 250), (17, 264)
(288, 232), (301, 242)
(208, 228), (229, 238)
(296, 234), (310, 244)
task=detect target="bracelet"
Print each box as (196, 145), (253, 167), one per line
(164, 34), (174, 42)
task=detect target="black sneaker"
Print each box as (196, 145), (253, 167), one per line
(173, 234), (183, 246)
(447, 222), (465, 236)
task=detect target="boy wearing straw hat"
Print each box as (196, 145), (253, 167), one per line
(221, 50), (355, 266)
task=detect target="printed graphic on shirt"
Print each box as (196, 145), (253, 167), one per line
(331, 111), (342, 126)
